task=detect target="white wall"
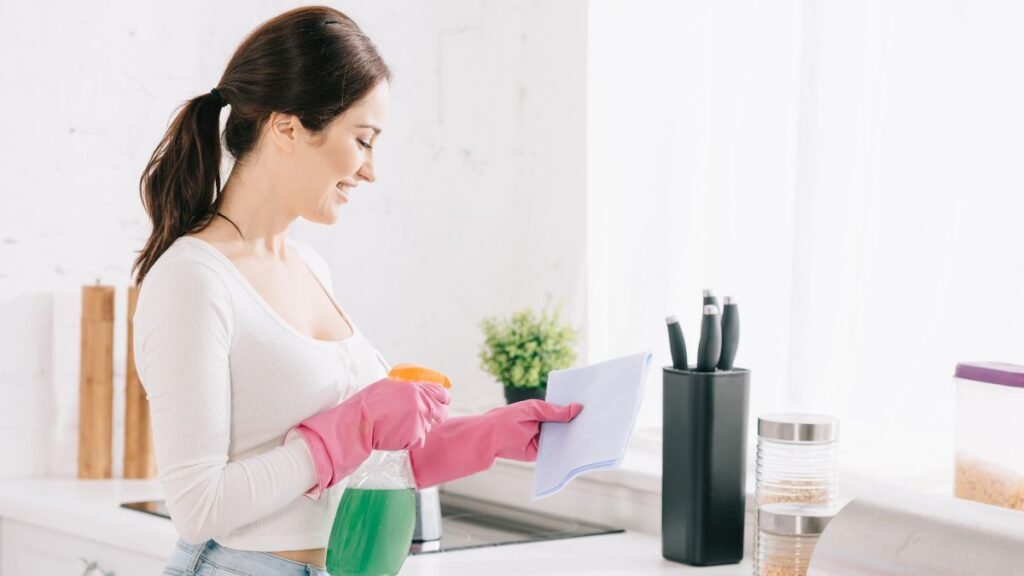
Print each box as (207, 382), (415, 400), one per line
(782, 0), (1024, 486)
(587, 0), (1024, 490)
(0, 0), (587, 478)
(587, 0), (805, 430)
(295, 0), (588, 415)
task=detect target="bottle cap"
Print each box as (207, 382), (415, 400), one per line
(389, 364), (452, 389)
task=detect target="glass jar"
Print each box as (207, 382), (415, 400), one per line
(754, 413), (838, 576)
(756, 413), (839, 507)
(756, 503), (835, 576)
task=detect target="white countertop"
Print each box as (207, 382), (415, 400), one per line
(0, 477), (750, 575)
(401, 531), (749, 576)
(0, 477), (179, 558)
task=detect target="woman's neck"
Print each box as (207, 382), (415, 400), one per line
(216, 167), (296, 257)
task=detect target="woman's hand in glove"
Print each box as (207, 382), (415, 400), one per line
(286, 377), (451, 499)
(407, 398), (583, 489)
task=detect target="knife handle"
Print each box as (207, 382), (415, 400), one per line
(666, 315), (688, 371)
(702, 288), (719, 311)
(696, 304), (721, 372)
(718, 297), (739, 370)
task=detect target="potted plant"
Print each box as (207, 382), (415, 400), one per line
(478, 301), (578, 404)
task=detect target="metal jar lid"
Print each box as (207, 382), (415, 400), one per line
(758, 413), (839, 443)
(758, 503), (837, 536)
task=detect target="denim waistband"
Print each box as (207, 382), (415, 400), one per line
(174, 538), (330, 576)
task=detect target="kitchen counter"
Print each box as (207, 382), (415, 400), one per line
(398, 530), (749, 575)
(0, 477), (178, 559)
(0, 477), (750, 575)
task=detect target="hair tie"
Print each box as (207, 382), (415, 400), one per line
(209, 87), (228, 108)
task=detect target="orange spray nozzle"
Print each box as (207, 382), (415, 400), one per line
(388, 363), (452, 389)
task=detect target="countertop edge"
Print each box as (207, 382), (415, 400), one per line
(0, 477), (179, 559)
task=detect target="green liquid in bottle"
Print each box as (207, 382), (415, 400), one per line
(326, 488), (417, 576)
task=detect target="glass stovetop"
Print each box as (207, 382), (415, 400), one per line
(120, 490), (624, 555)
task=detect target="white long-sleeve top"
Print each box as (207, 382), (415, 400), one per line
(132, 234), (390, 550)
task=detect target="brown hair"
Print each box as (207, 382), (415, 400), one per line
(132, 5), (391, 286)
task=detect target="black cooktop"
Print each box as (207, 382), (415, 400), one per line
(121, 491), (624, 555)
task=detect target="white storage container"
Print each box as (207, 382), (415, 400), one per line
(954, 362), (1024, 510)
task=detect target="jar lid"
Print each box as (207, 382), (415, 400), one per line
(955, 362), (1024, 389)
(758, 503), (837, 535)
(758, 413), (839, 442)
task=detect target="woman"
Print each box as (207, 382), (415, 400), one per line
(131, 6), (582, 575)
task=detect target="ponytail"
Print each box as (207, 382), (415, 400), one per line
(132, 89), (225, 287)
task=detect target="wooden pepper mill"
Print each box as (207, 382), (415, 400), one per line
(124, 284), (156, 478)
(78, 281), (114, 479)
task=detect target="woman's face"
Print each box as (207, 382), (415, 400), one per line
(288, 80), (390, 224)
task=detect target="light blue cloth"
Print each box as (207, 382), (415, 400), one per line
(532, 351), (653, 499)
(163, 538), (331, 576)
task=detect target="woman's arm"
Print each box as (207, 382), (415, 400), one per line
(407, 400), (582, 489)
(133, 259), (319, 544)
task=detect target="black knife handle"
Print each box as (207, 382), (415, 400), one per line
(702, 289), (719, 311)
(666, 315), (688, 371)
(696, 304), (721, 372)
(718, 297), (739, 370)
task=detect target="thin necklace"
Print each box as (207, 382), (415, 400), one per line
(216, 212), (244, 240)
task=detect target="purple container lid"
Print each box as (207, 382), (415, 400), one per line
(955, 362), (1024, 389)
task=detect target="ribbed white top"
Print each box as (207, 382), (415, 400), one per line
(132, 234), (390, 550)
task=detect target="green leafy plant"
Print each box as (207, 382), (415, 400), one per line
(478, 301), (578, 389)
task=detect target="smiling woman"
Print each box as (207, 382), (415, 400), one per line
(131, 5), (394, 574)
(133, 5), (391, 288)
(129, 5), (582, 576)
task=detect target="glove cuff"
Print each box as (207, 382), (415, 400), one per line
(288, 425), (335, 501)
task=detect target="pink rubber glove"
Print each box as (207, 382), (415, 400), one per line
(407, 399), (583, 489)
(287, 378), (451, 500)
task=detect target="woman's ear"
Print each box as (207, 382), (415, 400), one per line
(266, 111), (299, 153)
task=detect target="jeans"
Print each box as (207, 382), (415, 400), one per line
(162, 538), (331, 576)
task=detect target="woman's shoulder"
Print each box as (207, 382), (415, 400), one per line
(150, 235), (227, 274)
(138, 236), (235, 302)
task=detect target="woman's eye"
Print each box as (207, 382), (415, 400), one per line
(357, 139), (373, 150)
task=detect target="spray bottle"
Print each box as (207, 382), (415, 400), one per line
(326, 364), (452, 576)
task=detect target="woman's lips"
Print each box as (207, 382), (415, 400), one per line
(336, 182), (351, 202)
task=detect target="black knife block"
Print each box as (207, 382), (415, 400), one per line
(661, 367), (750, 566)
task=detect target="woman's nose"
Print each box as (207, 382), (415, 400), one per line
(357, 160), (376, 183)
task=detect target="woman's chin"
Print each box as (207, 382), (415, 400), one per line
(318, 194), (347, 223)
